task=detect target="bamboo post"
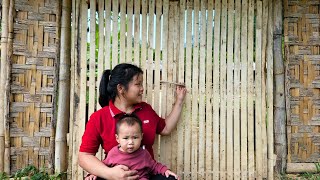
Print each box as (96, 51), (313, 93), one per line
(146, 0), (155, 104)
(273, 0), (286, 174)
(112, 0), (119, 67)
(120, 0), (126, 63)
(133, 0), (140, 66)
(267, 0), (274, 178)
(55, 0), (71, 174)
(213, 0), (221, 179)
(88, 0), (96, 116)
(0, 0), (9, 173)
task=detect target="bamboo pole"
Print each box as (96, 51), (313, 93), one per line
(147, 0), (155, 105)
(55, 0), (71, 174)
(133, 0), (140, 66)
(274, 0), (286, 174)
(247, 0), (255, 178)
(177, 0), (185, 176)
(69, 0), (80, 177)
(205, 0), (213, 179)
(183, 1), (192, 178)
(112, 0), (119, 67)
(226, 0), (234, 178)
(220, 0), (227, 178)
(4, 0), (13, 174)
(120, 0), (126, 63)
(191, 0), (199, 178)
(267, 0), (274, 178)
(141, 0), (147, 99)
(198, 1), (207, 179)
(213, 0), (221, 179)
(127, 0), (133, 63)
(0, 0), (9, 173)
(234, 0), (241, 178)
(105, 0), (111, 70)
(88, 0), (96, 116)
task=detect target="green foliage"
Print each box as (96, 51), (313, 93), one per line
(0, 165), (66, 180)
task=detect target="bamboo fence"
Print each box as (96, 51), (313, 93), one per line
(70, 0), (275, 179)
(284, 0), (320, 173)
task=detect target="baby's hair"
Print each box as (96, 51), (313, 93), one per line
(116, 114), (143, 134)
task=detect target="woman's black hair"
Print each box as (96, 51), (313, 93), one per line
(99, 63), (143, 107)
(116, 114), (143, 134)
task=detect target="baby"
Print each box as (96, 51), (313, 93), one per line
(103, 114), (179, 180)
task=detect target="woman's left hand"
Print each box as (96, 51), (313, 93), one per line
(176, 85), (187, 103)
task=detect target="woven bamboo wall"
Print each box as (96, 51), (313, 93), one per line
(9, 0), (59, 174)
(285, 0), (320, 165)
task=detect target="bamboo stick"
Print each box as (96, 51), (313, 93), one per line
(198, 1), (207, 179)
(153, 0), (162, 162)
(127, 0), (133, 63)
(0, 0), (9, 173)
(69, 0), (80, 177)
(234, 0), (241, 179)
(160, 0), (169, 168)
(220, 0), (227, 178)
(274, 0), (286, 174)
(177, 0), (185, 176)
(191, 0), (199, 177)
(4, 0), (13, 174)
(213, 0), (221, 179)
(255, 1), (263, 179)
(112, 0), (119, 67)
(120, 0), (126, 63)
(105, 0), (111, 70)
(141, 0), (147, 99)
(55, 0), (71, 174)
(147, 0), (155, 105)
(226, 0), (234, 178)
(248, 0), (255, 178)
(133, 0), (140, 66)
(205, 0), (213, 179)
(240, 0), (248, 178)
(72, 0), (87, 179)
(183, 1), (192, 178)
(88, 0), (96, 123)
(261, 0), (269, 178)
(267, 0), (274, 178)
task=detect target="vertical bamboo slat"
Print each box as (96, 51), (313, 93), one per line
(88, 0), (96, 117)
(133, 0), (140, 66)
(267, 0), (274, 178)
(184, 1), (192, 178)
(147, 0), (155, 105)
(55, 0), (71, 173)
(127, 0), (133, 63)
(220, 0), (227, 178)
(206, 0), (213, 179)
(198, 1), (207, 179)
(141, 0), (147, 99)
(191, 0), (199, 179)
(97, 0), (105, 110)
(213, 0), (221, 179)
(0, 0), (9, 172)
(240, 0), (248, 178)
(255, 1), (263, 179)
(234, 0), (241, 179)
(105, 0), (111, 70)
(247, 0), (255, 178)
(160, 0), (169, 165)
(177, 0), (185, 176)
(226, 0), (234, 178)
(120, 0), (126, 63)
(112, 0), (119, 67)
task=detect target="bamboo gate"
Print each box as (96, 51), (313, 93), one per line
(0, 0), (283, 179)
(69, 0), (275, 179)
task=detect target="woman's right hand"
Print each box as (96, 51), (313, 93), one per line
(108, 165), (139, 180)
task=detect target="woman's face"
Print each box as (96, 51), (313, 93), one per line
(123, 74), (144, 104)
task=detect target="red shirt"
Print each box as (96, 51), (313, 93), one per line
(103, 146), (168, 180)
(79, 100), (166, 158)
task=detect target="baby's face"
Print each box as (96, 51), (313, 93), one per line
(116, 123), (142, 153)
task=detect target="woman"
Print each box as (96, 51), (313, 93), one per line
(78, 63), (187, 180)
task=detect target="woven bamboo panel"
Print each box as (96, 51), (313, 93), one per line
(285, 0), (320, 163)
(9, 0), (58, 174)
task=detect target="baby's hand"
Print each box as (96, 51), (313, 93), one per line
(164, 170), (179, 180)
(85, 174), (97, 180)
